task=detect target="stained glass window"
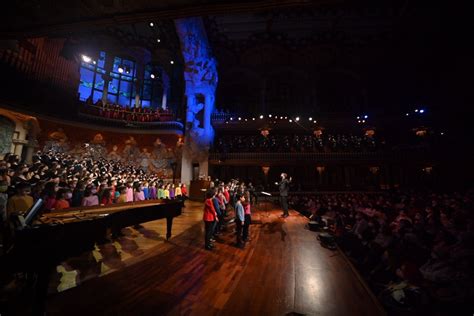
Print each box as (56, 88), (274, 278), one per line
(78, 67), (94, 101)
(78, 52), (164, 109)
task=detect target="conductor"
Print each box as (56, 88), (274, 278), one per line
(277, 173), (291, 218)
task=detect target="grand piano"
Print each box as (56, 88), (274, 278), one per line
(4, 199), (183, 314)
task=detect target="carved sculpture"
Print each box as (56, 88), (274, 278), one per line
(43, 128), (70, 153)
(175, 18), (218, 171)
(107, 145), (121, 161)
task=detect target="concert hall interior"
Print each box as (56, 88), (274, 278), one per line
(0, 1), (473, 315)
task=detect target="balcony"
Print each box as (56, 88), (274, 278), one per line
(77, 103), (184, 132)
(77, 112), (184, 131)
(209, 150), (431, 165)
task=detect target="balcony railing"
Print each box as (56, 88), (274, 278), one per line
(211, 112), (233, 121)
(209, 150), (430, 163)
(77, 112), (184, 131)
(77, 103), (184, 131)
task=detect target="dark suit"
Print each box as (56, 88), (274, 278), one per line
(279, 178), (290, 216)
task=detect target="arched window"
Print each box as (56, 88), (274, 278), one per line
(78, 52), (166, 109)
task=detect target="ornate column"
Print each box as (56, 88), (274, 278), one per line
(127, 47), (151, 108)
(23, 118), (40, 163)
(175, 17), (218, 186)
(19, 118), (40, 163)
(133, 62), (144, 108)
(101, 55), (114, 105)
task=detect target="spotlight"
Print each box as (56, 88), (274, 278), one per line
(314, 121), (317, 123)
(285, 116), (288, 119)
(356, 116), (360, 120)
(358, 120), (361, 123)
(118, 67), (124, 73)
(440, 132), (445, 135)
(238, 117), (241, 121)
(415, 109), (419, 112)
(289, 119), (293, 123)
(280, 116), (283, 119)
(156, 39), (161, 43)
(364, 115), (368, 119)
(295, 117), (300, 121)
(150, 74), (155, 79)
(149, 22), (154, 27)
(406, 113), (409, 116)
(244, 118), (248, 121)
(269, 114), (272, 118)
(252, 118), (255, 120)
(309, 117), (312, 121)
(170, 60), (174, 64)
(362, 120), (366, 123)
(230, 117), (233, 121)
(81, 55), (91, 63)
(92, 60), (96, 65)
(419, 109), (425, 113)
(259, 115), (264, 119)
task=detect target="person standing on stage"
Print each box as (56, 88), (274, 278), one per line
(242, 190), (252, 242)
(278, 173), (291, 218)
(211, 188), (222, 237)
(247, 182), (257, 205)
(234, 194), (245, 248)
(203, 191), (218, 250)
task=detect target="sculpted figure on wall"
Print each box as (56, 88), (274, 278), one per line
(176, 18), (218, 180)
(39, 127), (179, 178)
(139, 148), (151, 173)
(186, 101), (204, 126)
(152, 137), (167, 157)
(89, 133), (107, 159)
(122, 136), (139, 164)
(43, 128), (70, 153)
(107, 145), (121, 161)
(150, 137), (171, 175)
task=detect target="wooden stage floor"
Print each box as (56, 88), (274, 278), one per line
(46, 201), (384, 316)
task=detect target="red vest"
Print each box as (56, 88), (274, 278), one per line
(203, 198), (217, 221)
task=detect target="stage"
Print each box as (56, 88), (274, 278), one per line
(44, 201), (384, 315)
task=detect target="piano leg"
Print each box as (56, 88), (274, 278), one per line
(33, 266), (54, 315)
(166, 216), (173, 240)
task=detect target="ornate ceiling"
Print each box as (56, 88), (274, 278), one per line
(1, 0), (466, 117)
(1, 0), (329, 38)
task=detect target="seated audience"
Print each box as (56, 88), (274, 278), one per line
(286, 190), (474, 315)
